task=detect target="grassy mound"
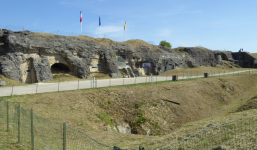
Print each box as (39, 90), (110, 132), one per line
(2, 73), (257, 149)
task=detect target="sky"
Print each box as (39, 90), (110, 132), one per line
(0, 0), (257, 53)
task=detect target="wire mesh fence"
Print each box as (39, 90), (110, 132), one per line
(1, 69), (257, 149)
(0, 98), (113, 150)
(157, 116), (257, 150)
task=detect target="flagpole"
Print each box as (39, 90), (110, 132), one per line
(99, 13), (101, 38)
(80, 9), (82, 35)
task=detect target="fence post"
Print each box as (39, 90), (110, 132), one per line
(7, 101), (9, 132)
(18, 104), (21, 143)
(78, 80), (79, 90)
(63, 122), (66, 150)
(36, 83), (38, 94)
(58, 80), (60, 92)
(12, 86), (14, 95)
(95, 77), (97, 88)
(31, 109), (34, 150)
(0, 100), (1, 117)
(123, 78), (124, 86)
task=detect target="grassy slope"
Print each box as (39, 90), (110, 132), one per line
(1, 72), (257, 149)
(250, 53), (257, 59)
(159, 60), (244, 77)
(35, 32), (156, 50)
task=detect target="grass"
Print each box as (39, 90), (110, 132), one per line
(0, 76), (28, 87)
(250, 53), (257, 59)
(2, 72), (257, 149)
(159, 62), (250, 77)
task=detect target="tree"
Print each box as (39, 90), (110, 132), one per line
(159, 40), (172, 49)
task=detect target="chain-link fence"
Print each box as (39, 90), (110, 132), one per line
(157, 116), (257, 150)
(0, 98), (113, 150)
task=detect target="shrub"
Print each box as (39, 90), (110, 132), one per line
(159, 40), (172, 49)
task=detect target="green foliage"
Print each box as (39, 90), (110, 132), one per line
(135, 102), (144, 109)
(159, 40), (172, 48)
(115, 124), (120, 133)
(119, 69), (126, 76)
(108, 100), (112, 104)
(96, 112), (114, 126)
(53, 73), (69, 79)
(151, 122), (159, 128)
(132, 110), (146, 126)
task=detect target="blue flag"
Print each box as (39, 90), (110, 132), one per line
(99, 15), (101, 26)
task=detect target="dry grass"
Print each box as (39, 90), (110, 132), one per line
(45, 73), (81, 83)
(89, 72), (111, 79)
(159, 61), (246, 77)
(172, 46), (211, 51)
(34, 32), (158, 50)
(3, 73), (257, 149)
(0, 124), (27, 150)
(250, 53), (257, 59)
(0, 75), (28, 87)
(33, 32), (56, 37)
(120, 39), (156, 50)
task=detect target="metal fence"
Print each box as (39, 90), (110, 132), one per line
(0, 98), (113, 150)
(0, 69), (256, 97)
(158, 116), (257, 150)
(1, 69), (257, 149)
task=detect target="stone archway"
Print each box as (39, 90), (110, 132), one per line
(51, 63), (70, 74)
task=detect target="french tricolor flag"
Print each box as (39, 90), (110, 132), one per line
(80, 10), (82, 23)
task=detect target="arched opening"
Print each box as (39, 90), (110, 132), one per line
(51, 63), (70, 74)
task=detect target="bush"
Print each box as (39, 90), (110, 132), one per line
(159, 40), (172, 49)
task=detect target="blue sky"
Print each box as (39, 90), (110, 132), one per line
(1, 0), (256, 53)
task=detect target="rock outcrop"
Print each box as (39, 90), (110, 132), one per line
(0, 78), (5, 86)
(0, 29), (229, 83)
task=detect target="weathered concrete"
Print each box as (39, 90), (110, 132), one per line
(232, 52), (257, 67)
(0, 29), (231, 83)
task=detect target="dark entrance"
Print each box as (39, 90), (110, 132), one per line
(51, 63), (70, 73)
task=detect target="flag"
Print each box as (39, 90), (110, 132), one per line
(80, 10), (82, 23)
(99, 15), (101, 26)
(124, 21), (126, 30)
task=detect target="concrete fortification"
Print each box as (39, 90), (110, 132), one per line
(0, 29), (235, 83)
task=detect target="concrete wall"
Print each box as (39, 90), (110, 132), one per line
(90, 54), (106, 73)
(232, 52), (256, 67)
